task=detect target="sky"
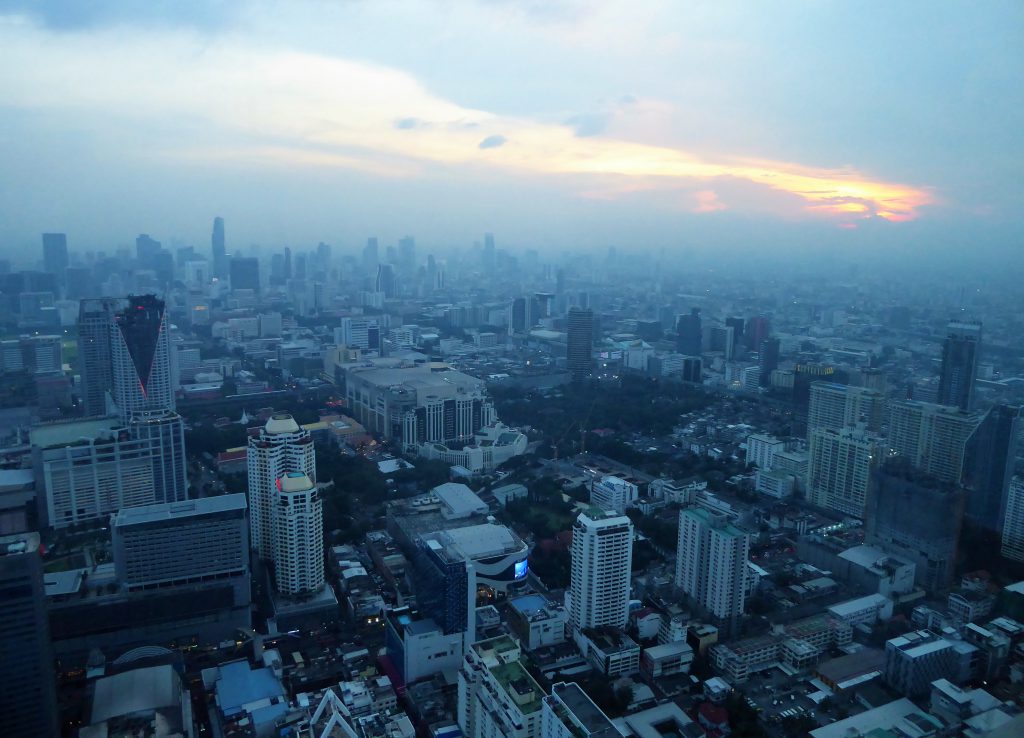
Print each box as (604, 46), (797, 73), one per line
(0, 0), (1021, 261)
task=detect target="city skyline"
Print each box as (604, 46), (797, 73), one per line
(0, 2), (1021, 259)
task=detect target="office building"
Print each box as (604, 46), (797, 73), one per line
(508, 297), (528, 334)
(962, 404), (1020, 532)
(413, 534), (477, 645)
(247, 413), (316, 561)
(0, 532), (59, 738)
(938, 320), (981, 411)
(758, 336), (780, 387)
(34, 413), (187, 528)
(676, 507), (750, 631)
(888, 400), (982, 484)
(212, 216), (227, 279)
(229, 256), (260, 292)
(808, 382), (886, 435)
(334, 317), (381, 352)
(112, 494), (249, 602)
(746, 433), (792, 471)
(866, 459), (965, 592)
(458, 635), (545, 738)
(567, 307), (594, 382)
(590, 475), (638, 514)
(884, 630), (977, 698)
(568, 510), (633, 634)
(341, 360), (496, 447)
(77, 298), (122, 413)
(1001, 477), (1024, 563)
(363, 237), (379, 271)
(0, 335), (62, 375)
(676, 308), (702, 356)
(808, 427), (889, 518)
(541, 682), (617, 738)
(274, 472), (325, 596)
(110, 294), (175, 416)
(375, 263), (397, 297)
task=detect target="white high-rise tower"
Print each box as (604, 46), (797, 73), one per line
(568, 509), (633, 634)
(274, 472), (324, 595)
(247, 414), (316, 561)
(676, 507), (750, 632)
(110, 294), (174, 417)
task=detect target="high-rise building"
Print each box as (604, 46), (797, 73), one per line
(458, 635), (545, 738)
(398, 236), (416, 275)
(135, 233), (161, 263)
(541, 682), (617, 738)
(866, 458), (965, 592)
(77, 298), (122, 416)
(247, 414), (316, 561)
(508, 297), (528, 334)
(274, 472), (324, 595)
(211, 216), (227, 279)
(482, 232), (496, 270)
(110, 294), (174, 416)
(0, 532), (59, 738)
(758, 337), (780, 387)
(1001, 477), (1024, 563)
(745, 315), (771, 351)
(675, 507), (750, 631)
(414, 535), (476, 642)
(42, 232), (68, 291)
(807, 426), (890, 518)
(676, 308), (702, 356)
(725, 316), (745, 353)
(334, 317), (381, 352)
(962, 404), (1020, 532)
(363, 237), (379, 272)
(807, 382), (886, 436)
(568, 510), (633, 634)
(128, 409), (188, 506)
(112, 494), (249, 597)
(938, 320), (981, 411)
(376, 263), (397, 298)
(229, 256), (260, 292)
(567, 307), (594, 382)
(888, 400), (982, 484)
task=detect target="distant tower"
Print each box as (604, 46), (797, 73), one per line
(229, 256), (261, 293)
(807, 382), (885, 436)
(274, 472), (324, 595)
(566, 307), (594, 382)
(110, 294), (174, 416)
(962, 404), (1021, 532)
(483, 232), (496, 270)
(376, 263), (397, 298)
(246, 414), (316, 562)
(212, 216), (227, 279)
(42, 232), (69, 291)
(568, 510), (633, 635)
(363, 237), (380, 273)
(758, 337), (780, 387)
(676, 308), (702, 356)
(938, 320), (981, 411)
(78, 297), (125, 417)
(675, 508), (750, 634)
(0, 532), (59, 737)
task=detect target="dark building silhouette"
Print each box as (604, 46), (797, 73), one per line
(745, 315), (771, 351)
(962, 404), (1021, 532)
(483, 232), (496, 271)
(759, 337), (780, 387)
(508, 297), (528, 334)
(135, 233), (161, 263)
(211, 216), (227, 279)
(866, 458), (965, 593)
(0, 532), (59, 738)
(725, 316), (745, 353)
(938, 320), (981, 411)
(676, 308), (702, 356)
(567, 307), (594, 382)
(413, 538), (473, 637)
(230, 256), (260, 293)
(363, 237), (379, 272)
(42, 232), (68, 291)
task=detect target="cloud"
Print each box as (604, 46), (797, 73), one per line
(694, 190), (725, 213)
(478, 134), (507, 149)
(0, 17), (937, 223)
(565, 112), (609, 137)
(0, 0), (230, 31)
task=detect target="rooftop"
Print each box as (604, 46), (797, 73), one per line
(113, 493), (247, 527)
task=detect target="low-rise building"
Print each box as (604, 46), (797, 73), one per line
(581, 628), (641, 677)
(884, 630), (979, 698)
(827, 594), (894, 628)
(508, 594), (567, 651)
(640, 641), (694, 679)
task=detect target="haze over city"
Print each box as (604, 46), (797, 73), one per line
(0, 0), (1021, 260)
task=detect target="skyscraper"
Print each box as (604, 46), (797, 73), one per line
(1001, 477), (1024, 563)
(568, 510), (633, 635)
(398, 235), (416, 275)
(962, 404), (1021, 532)
(675, 507), (750, 633)
(0, 532), (59, 738)
(247, 414), (316, 561)
(888, 400), (982, 484)
(363, 237), (379, 272)
(807, 382), (886, 436)
(414, 535), (476, 642)
(375, 263), (397, 298)
(42, 232), (68, 291)
(128, 409), (188, 505)
(483, 232), (496, 270)
(937, 320), (981, 411)
(758, 336), (780, 387)
(110, 294), (175, 416)
(211, 216), (227, 279)
(566, 307), (594, 382)
(274, 472), (324, 595)
(807, 426), (890, 518)
(229, 256), (260, 292)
